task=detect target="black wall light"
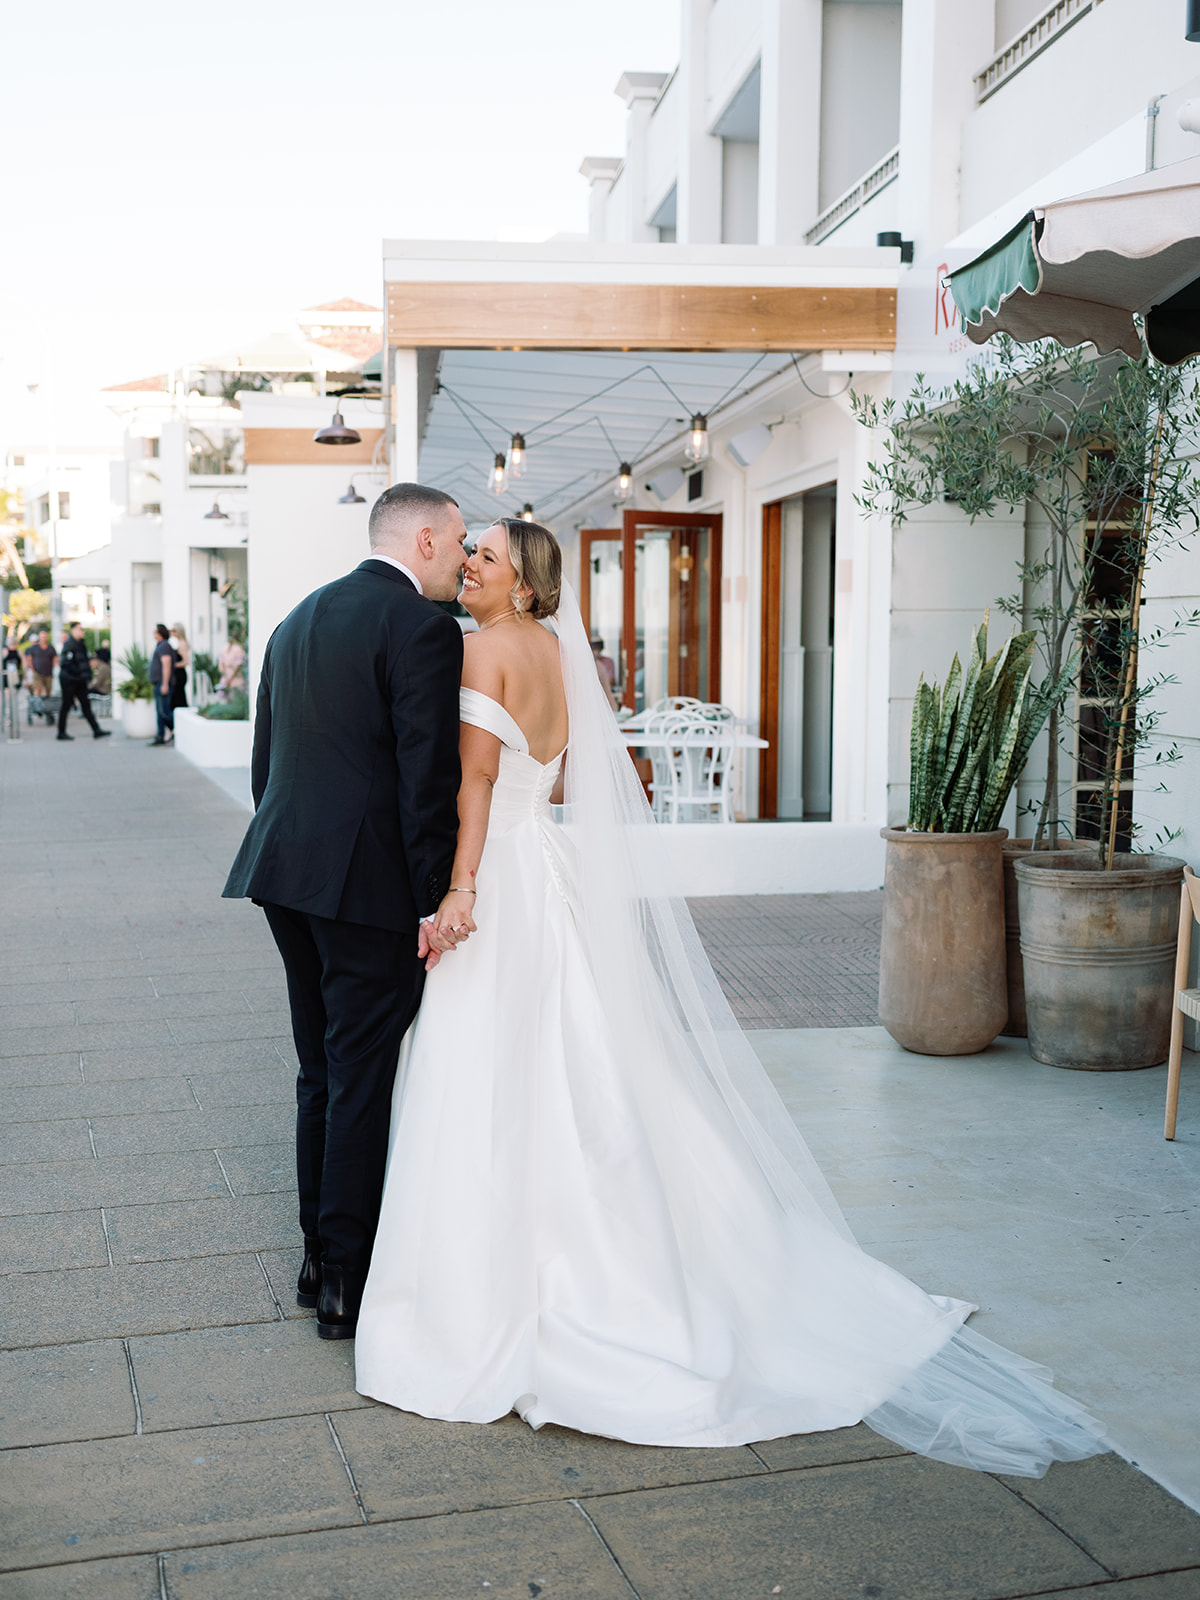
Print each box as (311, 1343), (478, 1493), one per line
(1188, 0), (1200, 41)
(877, 231), (914, 264)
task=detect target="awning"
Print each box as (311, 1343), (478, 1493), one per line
(947, 156), (1200, 365)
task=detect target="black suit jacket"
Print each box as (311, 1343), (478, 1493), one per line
(223, 560), (463, 932)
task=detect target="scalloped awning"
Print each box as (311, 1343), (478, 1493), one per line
(947, 156), (1200, 366)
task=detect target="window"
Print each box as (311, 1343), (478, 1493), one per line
(11, 455), (23, 467)
(188, 425), (244, 476)
(37, 495), (50, 524)
(143, 437), (160, 458)
(56, 491), (70, 520)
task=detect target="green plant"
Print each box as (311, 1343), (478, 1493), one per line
(192, 651), (219, 692)
(117, 645), (153, 702)
(908, 614), (1078, 833)
(199, 689), (248, 721)
(856, 339), (1200, 859)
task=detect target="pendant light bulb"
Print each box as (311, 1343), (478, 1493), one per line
(616, 462), (633, 501)
(685, 413), (709, 464)
(509, 433), (526, 479)
(521, 503), (534, 522)
(488, 453), (508, 494)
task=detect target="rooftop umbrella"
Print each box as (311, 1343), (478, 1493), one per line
(946, 156), (1200, 365)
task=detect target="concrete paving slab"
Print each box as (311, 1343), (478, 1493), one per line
(0, 966), (72, 990)
(162, 1501), (632, 1600)
(750, 1422), (908, 1470)
(0, 1150), (229, 1215)
(1000, 1453), (1200, 1577)
(82, 1039), (286, 1081)
(167, 1011), (293, 1046)
(335, 1407), (765, 1520)
(0, 1553), (161, 1598)
(149, 965), (284, 996)
(752, 1026), (1200, 1512)
(129, 1321), (370, 1431)
(216, 1142), (295, 1195)
(187, 1064), (296, 1110)
(1, 1078), (195, 1123)
(0, 1254), (279, 1349)
(87, 1104), (292, 1159)
(0, 1020), (174, 1059)
(0, 1338), (134, 1447)
(0, 1002), (78, 1030)
(1036, 1577), (1200, 1599)
(0, 1056), (85, 1092)
(587, 1456), (1106, 1600)
(103, 1191), (297, 1263)
(256, 1246), (314, 1320)
(0, 1119), (92, 1166)
(0, 1415), (360, 1567)
(0, 1209), (110, 1275)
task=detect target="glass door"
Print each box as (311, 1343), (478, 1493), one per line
(621, 510), (722, 712)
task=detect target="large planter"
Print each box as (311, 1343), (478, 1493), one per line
(172, 706), (252, 768)
(1014, 852), (1185, 1070)
(1001, 837), (1094, 1037)
(879, 827), (1008, 1056)
(120, 697), (156, 739)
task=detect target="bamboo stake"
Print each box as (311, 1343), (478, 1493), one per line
(1104, 401), (1167, 872)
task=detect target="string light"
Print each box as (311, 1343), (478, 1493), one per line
(684, 413), (709, 464)
(488, 453), (508, 494)
(337, 482), (366, 504)
(616, 462), (633, 501)
(521, 503), (535, 521)
(509, 433), (527, 478)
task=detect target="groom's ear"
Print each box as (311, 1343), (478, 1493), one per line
(413, 523), (436, 561)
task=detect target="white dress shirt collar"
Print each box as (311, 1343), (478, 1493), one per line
(369, 553), (423, 595)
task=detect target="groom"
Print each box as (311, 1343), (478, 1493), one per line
(223, 482), (468, 1339)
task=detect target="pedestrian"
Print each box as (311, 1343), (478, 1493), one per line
(90, 645), (112, 696)
(217, 634), (246, 699)
(28, 629), (56, 700)
(57, 622), (111, 741)
(169, 623), (190, 710)
(3, 637), (22, 688)
(150, 624), (175, 745)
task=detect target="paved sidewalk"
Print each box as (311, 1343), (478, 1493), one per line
(2, 725), (1198, 1598)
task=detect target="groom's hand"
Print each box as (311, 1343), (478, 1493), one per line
(417, 920), (443, 972)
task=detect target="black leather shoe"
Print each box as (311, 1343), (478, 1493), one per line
(93, 729), (112, 739)
(56, 733), (73, 741)
(316, 1264), (365, 1340)
(296, 1237), (322, 1308)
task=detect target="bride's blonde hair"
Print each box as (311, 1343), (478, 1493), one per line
(497, 518), (561, 621)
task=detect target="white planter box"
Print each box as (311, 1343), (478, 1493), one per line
(172, 706), (252, 768)
(121, 697), (157, 739)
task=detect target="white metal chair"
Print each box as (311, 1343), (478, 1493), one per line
(645, 707), (737, 824)
(1166, 863), (1200, 1140)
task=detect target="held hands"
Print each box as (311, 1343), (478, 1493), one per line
(419, 890), (478, 971)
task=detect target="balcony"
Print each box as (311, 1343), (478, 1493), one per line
(804, 147), (899, 246)
(976, 0), (1103, 105)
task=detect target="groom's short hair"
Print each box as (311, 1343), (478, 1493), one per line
(369, 482), (459, 546)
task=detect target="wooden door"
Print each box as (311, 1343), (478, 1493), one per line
(620, 510), (723, 711)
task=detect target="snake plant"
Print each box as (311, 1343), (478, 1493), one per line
(908, 614), (1077, 834)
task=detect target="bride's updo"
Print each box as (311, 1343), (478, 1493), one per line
(498, 518), (562, 621)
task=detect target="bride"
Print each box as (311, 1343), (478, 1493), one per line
(354, 517), (1106, 1474)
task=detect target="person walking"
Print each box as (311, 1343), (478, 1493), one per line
(56, 622), (110, 741)
(150, 624), (175, 746)
(169, 623), (190, 710)
(28, 630), (56, 700)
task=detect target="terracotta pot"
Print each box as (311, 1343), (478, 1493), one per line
(1014, 852), (1185, 1070)
(1001, 838), (1095, 1037)
(879, 827), (1008, 1056)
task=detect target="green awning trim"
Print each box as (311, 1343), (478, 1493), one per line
(948, 213), (1041, 329)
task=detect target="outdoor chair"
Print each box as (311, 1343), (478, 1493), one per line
(644, 707), (737, 825)
(1166, 863), (1200, 1140)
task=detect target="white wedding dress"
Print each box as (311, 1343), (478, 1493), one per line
(355, 590), (1106, 1473)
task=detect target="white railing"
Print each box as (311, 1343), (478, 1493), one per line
(804, 146), (900, 246)
(976, 0), (1102, 104)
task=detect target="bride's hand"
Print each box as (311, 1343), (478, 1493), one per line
(433, 891), (477, 948)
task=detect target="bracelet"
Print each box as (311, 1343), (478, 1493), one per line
(449, 887), (477, 895)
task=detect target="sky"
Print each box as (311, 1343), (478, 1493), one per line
(0, 0), (679, 447)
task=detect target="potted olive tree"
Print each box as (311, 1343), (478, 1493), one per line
(879, 615), (1073, 1056)
(859, 341), (1198, 1067)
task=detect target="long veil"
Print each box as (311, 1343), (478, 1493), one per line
(549, 581), (1106, 1475)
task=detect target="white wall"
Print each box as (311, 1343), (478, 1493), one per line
(818, 1), (902, 210)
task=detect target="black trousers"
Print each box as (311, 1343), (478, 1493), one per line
(58, 681), (100, 735)
(262, 903), (424, 1272)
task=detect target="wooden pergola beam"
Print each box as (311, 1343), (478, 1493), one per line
(386, 281), (895, 351)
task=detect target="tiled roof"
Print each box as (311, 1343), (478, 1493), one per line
(101, 374), (169, 393)
(305, 331), (383, 365)
(300, 298), (381, 315)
